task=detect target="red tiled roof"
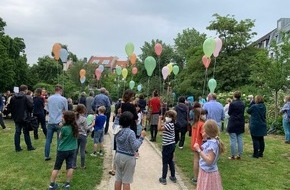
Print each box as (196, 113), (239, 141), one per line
(116, 60), (129, 68)
(88, 56), (128, 69)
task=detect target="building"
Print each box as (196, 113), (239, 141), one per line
(87, 56), (129, 72)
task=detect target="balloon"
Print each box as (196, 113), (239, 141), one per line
(129, 80), (135, 89)
(172, 65), (179, 75)
(132, 67), (138, 75)
(137, 84), (142, 92)
(213, 37), (222, 57)
(116, 66), (122, 76)
(202, 55), (211, 69)
(60, 48), (69, 63)
(95, 68), (101, 81)
(63, 59), (72, 71)
(122, 68), (128, 79)
(162, 66), (170, 80)
(98, 65), (104, 73)
(167, 63), (173, 74)
(80, 76), (86, 84)
(154, 43), (162, 56)
(79, 69), (86, 77)
(130, 53), (137, 65)
(144, 56), (156, 77)
(203, 38), (216, 57)
(125, 42), (134, 57)
(52, 43), (61, 60)
(208, 78), (217, 93)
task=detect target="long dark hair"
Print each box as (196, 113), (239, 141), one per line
(63, 111), (78, 138)
(75, 104), (86, 119)
(193, 108), (207, 128)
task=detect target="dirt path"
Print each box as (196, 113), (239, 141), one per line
(95, 122), (192, 190)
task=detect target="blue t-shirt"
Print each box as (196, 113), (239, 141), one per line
(199, 139), (220, 172)
(94, 114), (107, 131)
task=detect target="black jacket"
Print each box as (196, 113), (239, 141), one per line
(174, 103), (188, 129)
(10, 92), (33, 123)
(227, 99), (245, 134)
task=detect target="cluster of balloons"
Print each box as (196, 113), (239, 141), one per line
(161, 63), (179, 80)
(95, 64), (105, 81)
(52, 43), (69, 62)
(79, 69), (86, 84)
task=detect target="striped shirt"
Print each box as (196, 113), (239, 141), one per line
(162, 122), (175, 146)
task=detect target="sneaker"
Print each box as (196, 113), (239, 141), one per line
(228, 156), (235, 160)
(191, 178), (197, 185)
(16, 148), (23, 152)
(159, 177), (167, 185)
(236, 156), (241, 160)
(178, 146), (183, 149)
(98, 152), (104, 156)
(62, 183), (70, 190)
(45, 157), (51, 161)
(48, 183), (59, 190)
(28, 147), (36, 151)
(90, 153), (97, 157)
(169, 176), (177, 183)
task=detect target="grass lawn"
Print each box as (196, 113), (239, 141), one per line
(154, 128), (290, 190)
(0, 119), (103, 190)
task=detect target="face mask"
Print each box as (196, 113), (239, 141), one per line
(201, 115), (206, 121)
(165, 117), (172, 123)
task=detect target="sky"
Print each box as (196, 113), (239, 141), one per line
(0, 0), (289, 64)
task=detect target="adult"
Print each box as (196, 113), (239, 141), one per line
(114, 111), (146, 190)
(280, 95), (290, 144)
(91, 87), (111, 134)
(203, 93), (225, 131)
(120, 89), (138, 136)
(223, 98), (232, 131)
(33, 88), (47, 139)
(247, 95), (255, 107)
(247, 95), (267, 158)
(148, 90), (161, 142)
(3, 90), (11, 118)
(0, 93), (7, 130)
(137, 94), (146, 113)
(174, 96), (189, 149)
(227, 91), (245, 160)
(198, 96), (206, 106)
(10, 85), (35, 152)
(45, 85), (68, 161)
(86, 91), (95, 114)
(104, 90), (112, 134)
(79, 92), (86, 106)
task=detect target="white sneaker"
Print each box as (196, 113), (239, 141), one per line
(90, 153), (97, 157)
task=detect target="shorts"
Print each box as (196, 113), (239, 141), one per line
(94, 129), (104, 144)
(114, 152), (136, 184)
(54, 150), (75, 170)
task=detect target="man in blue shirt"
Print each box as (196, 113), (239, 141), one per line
(203, 93), (225, 131)
(44, 85), (68, 161)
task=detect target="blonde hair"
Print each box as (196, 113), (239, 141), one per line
(285, 95), (290, 102)
(203, 119), (225, 154)
(98, 106), (106, 114)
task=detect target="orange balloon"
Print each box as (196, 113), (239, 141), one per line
(79, 69), (86, 77)
(52, 43), (61, 60)
(130, 53), (137, 65)
(202, 55), (211, 69)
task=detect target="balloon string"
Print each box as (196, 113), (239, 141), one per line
(213, 57), (217, 78)
(158, 56), (161, 95)
(202, 69), (208, 96)
(147, 78), (150, 99)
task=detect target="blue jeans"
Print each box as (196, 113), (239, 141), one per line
(14, 122), (33, 151)
(45, 124), (60, 158)
(229, 133), (243, 156)
(162, 143), (176, 179)
(282, 118), (290, 142)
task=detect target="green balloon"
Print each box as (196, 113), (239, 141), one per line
(129, 80), (135, 89)
(172, 65), (179, 75)
(208, 78), (217, 93)
(203, 38), (216, 57)
(116, 66), (122, 76)
(125, 43), (134, 57)
(144, 56), (156, 77)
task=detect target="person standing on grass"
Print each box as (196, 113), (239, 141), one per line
(0, 93), (8, 130)
(45, 85), (68, 161)
(48, 111), (78, 190)
(280, 95), (290, 144)
(114, 111), (146, 190)
(10, 85), (35, 152)
(33, 88), (47, 138)
(247, 95), (267, 158)
(73, 104), (91, 169)
(148, 90), (161, 142)
(194, 119), (225, 190)
(86, 91), (95, 114)
(223, 98), (232, 131)
(158, 110), (177, 185)
(90, 106), (107, 157)
(191, 108), (207, 185)
(227, 91), (245, 160)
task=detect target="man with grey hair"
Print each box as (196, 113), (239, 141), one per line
(203, 93), (225, 131)
(86, 91), (95, 114)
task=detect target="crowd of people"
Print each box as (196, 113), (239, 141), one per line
(1, 84), (290, 190)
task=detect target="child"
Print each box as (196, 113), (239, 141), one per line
(73, 104), (91, 169)
(90, 106), (107, 157)
(136, 105), (143, 138)
(48, 111), (78, 190)
(191, 108), (207, 184)
(157, 110), (177, 185)
(194, 119), (225, 190)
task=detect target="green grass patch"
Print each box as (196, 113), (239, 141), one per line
(154, 130), (290, 190)
(0, 119), (103, 190)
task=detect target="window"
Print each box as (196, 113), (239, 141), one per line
(102, 60), (110, 65)
(92, 59), (100, 64)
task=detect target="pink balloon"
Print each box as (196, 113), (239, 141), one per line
(154, 43), (162, 56)
(162, 66), (170, 80)
(95, 68), (102, 81)
(202, 55), (211, 69)
(213, 38), (222, 57)
(132, 67), (138, 75)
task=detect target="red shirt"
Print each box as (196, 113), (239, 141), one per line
(191, 120), (204, 151)
(149, 97), (161, 114)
